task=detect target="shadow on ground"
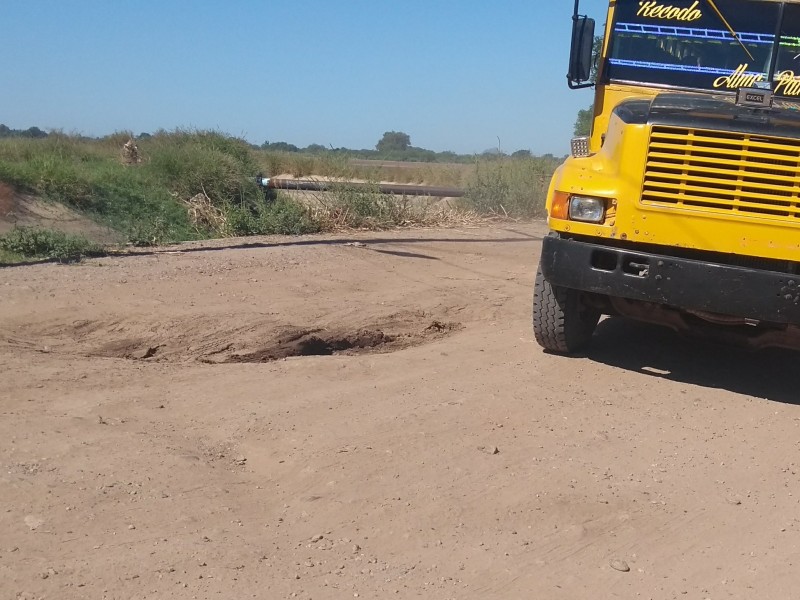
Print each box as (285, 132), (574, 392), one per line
(153, 234), (542, 256)
(0, 232), (543, 268)
(586, 317), (800, 405)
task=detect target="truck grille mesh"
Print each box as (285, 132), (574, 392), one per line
(642, 126), (800, 220)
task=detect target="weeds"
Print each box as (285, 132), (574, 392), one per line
(463, 156), (560, 218)
(0, 227), (104, 262)
(0, 131), (562, 247)
(225, 195), (320, 236)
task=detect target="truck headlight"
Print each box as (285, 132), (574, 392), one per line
(569, 196), (606, 223)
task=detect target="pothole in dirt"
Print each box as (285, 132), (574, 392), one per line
(34, 311), (463, 363)
(222, 320), (460, 363)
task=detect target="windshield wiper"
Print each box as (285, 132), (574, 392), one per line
(705, 0), (755, 62)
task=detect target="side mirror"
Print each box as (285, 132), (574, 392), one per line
(568, 15), (595, 88)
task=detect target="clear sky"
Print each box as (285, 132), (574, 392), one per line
(1, 0), (609, 155)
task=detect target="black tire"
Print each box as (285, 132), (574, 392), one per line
(533, 266), (600, 354)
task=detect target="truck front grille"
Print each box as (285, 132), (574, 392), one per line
(642, 126), (800, 221)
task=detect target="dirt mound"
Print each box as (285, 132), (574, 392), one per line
(0, 182), (122, 242)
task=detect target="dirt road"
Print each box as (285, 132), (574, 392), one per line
(2, 223), (800, 599)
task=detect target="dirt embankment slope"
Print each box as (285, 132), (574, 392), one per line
(0, 183), (121, 242)
(2, 223), (800, 599)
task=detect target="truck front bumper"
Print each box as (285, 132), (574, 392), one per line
(539, 235), (800, 325)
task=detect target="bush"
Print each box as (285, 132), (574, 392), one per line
(0, 227), (104, 262)
(225, 195), (320, 236)
(146, 131), (261, 203)
(464, 156), (560, 218)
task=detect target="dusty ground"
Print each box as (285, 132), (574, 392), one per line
(2, 223), (800, 600)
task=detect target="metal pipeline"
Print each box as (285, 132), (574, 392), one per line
(258, 177), (465, 198)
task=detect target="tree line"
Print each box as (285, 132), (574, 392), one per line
(0, 125), (554, 163)
(261, 131), (547, 164)
(0, 124), (48, 139)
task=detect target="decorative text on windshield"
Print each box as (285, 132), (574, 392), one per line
(637, 1), (702, 22)
(713, 64), (765, 89)
(713, 64), (800, 96)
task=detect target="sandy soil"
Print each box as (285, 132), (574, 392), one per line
(2, 223), (800, 599)
(0, 184), (121, 243)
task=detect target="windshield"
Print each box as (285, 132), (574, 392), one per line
(606, 0), (800, 99)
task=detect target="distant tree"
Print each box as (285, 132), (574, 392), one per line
(481, 147), (504, 157)
(511, 149), (532, 158)
(138, 132), (152, 140)
(262, 141), (299, 152)
(573, 107), (593, 136)
(304, 143), (327, 154)
(21, 126), (47, 138)
(572, 36), (604, 138)
(0, 124), (11, 138)
(376, 131), (411, 153)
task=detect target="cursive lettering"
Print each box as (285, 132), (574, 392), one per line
(774, 70), (800, 96)
(637, 0), (702, 21)
(713, 64), (765, 89)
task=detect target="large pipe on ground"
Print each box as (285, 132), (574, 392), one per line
(259, 177), (465, 198)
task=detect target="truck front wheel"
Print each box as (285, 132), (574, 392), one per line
(533, 266), (599, 354)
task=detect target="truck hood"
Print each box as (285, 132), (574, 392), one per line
(612, 93), (800, 140)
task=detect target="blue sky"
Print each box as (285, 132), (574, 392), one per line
(1, 1), (608, 155)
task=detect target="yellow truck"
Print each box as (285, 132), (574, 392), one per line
(534, 0), (800, 353)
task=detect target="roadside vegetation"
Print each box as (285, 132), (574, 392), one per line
(0, 227), (103, 263)
(0, 127), (563, 261)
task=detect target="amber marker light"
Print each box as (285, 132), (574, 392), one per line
(550, 191), (570, 220)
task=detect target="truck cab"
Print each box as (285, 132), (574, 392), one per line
(534, 0), (800, 353)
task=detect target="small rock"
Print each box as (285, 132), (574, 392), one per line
(478, 445), (500, 455)
(128, 524), (136, 530)
(24, 515), (44, 531)
(610, 559), (630, 572)
(311, 534), (324, 542)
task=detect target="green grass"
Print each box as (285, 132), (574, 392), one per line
(225, 195), (321, 236)
(0, 248), (26, 263)
(0, 131), (561, 248)
(463, 156), (561, 218)
(0, 227), (104, 262)
(0, 130), (263, 245)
